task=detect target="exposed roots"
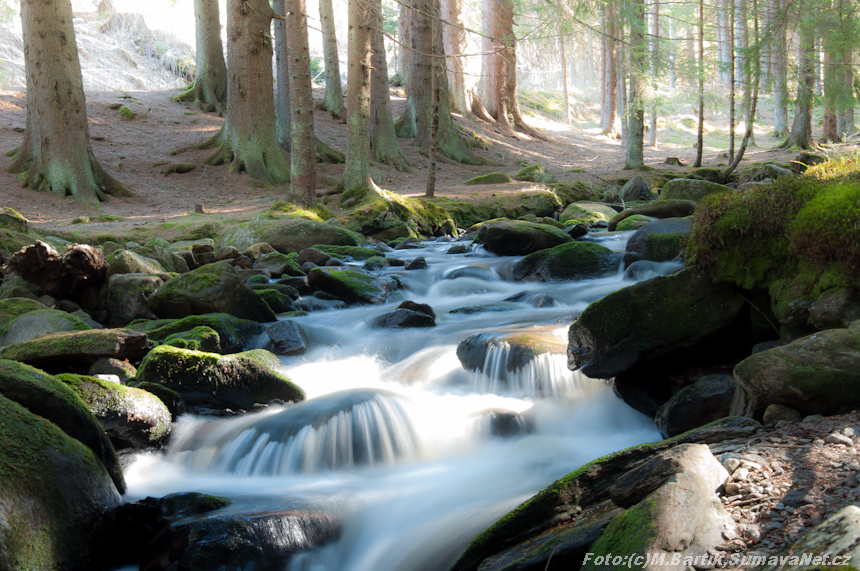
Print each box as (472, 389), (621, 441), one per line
(315, 138), (345, 164)
(172, 80), (226, 116)
(373, 143), (412, 172)
(203, 130), (290, 185)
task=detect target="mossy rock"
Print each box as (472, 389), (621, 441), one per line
(252, 252), (306, 278)
(658, 178), (734, 203)
(686, 166), (736, 184)
(221, 218), (364, 254)
(147, 261), (276, 323)
(128, 313), (264, 354)
(0, 298), (50, 332)
(559, 202), (618, 224)
(256, 288), (297, 314)
(0, 207), (29, 233)
(311, 245), (380, 261)
(135, 345), (305, 412)
(0, 329), (151, 373)
(106, 273), (165, 326)
(107, 250), (166, 278)
(129, 381), (186, 420)
(0, 393), (122, 571)
(363, 256), (388, 271)
(130, 245), (189, 274)
(513, 242), (620, 281)
(163, 326), (221, 353)
(88, 357), (137, 383)
(0, 359), (125, 493)
(57, 373), (171, 450)
(514, 164), (557, 184)
(0, 308), (93, 347)
(307, 267), (387, 304)
(476, 220), (572, 256)
(568, 270), (745, 378)
(615, 215), (655, 231)
(0, 273), (42, 300)
(642, 232), (686, 262)
(342, 189), (457, 240)
(340, 185), (370, 204)
(119, 105), (135, 120)
(464, 172), (516, 185)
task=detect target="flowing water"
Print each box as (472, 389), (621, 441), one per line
(123, 233), (682, 571)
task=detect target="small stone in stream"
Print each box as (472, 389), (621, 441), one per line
(405, 257), (427, 270)
(398, 301), (435, 319)
(826, 433), (853, 446)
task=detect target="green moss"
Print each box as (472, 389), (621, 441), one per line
(643, 232), (685, 262)
(464, 173), (516, 185)
(687, 166), (735, 184)
(341, 189), (456, 240)
(559, 202), (618, 224)
(128, 314), (263, 354)
(340, 186), (370, 204)
(269, 202), (328, 222)
(584, 496), (659, 568)
(257, 288), (294, 313)
(514, 164), (557, 184)
(0, 298), (50, 334)
(119, 106), (135, 120)
(615, 215), (654, 231)
(163, 326), (221, 352)
(312, 245), (379, 261)
(363, 256), (388, 271)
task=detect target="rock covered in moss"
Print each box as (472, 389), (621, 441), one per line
(658, 178), (733, 203)
(655, 374), (735, 438)
(607, 200), (697, 231)
(267, 320), (309, 355)
(0, 359), (125, 492)
(559, 202), (618, 225)
(148, 261), (276, 323)
(256, 288), (297, 313)
(312, 244), (380, 261)
(89, 357), (137, 382)
(464, 172), (516, 185)
(512, 242), (620, 281)
(808, 287), (860, 329)
(619, 174), (658, 202)
(223, 218), (364, 254)
(128, 313), (264, 354)
(163, 325), (221, 352)
(615, 214), (655, 231)
(0, 304), (92, 347)
(0, 328), (151, 372)
(476, 220), (572, 256)
(107, 250), (166, 278)
(0, 393), (123, 571)
(308, 267), (388, 304)
(0, 273), (42, 300)
(252, 251), (306, 278)
(168, 239), (216, 270)
(135, 345), (305, 412)
(106, 273), (164, 326)
(57, 373), (171, 450)
(624, 217), (691, 264)
(343, 189), (458, 240)
(732, 328), (860, 417)
(568, 270), (744, 378)
(514, 164), (557, 184)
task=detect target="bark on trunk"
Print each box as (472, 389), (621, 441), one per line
(174, 0), (227, 114)
(625, 0), (646, 169)
(319, 0), (345, 119)
(694, 0), (704, 167)
(202, 0), (291, 184)
(771, 0), (788, 137)
(9, 0), (129, 205)
(395, 0), (481, 164)
(426, 15), (440, 198)
(838, 55), (856, 136)
(649, 0), (659, 147)
(370, 0), (411, 171)
(287, 0), (317, 205)
(739, 0), (755, 147)
(274, 0), (291, 150)
(395, 1), (410, 86)
(601, 5), (617, 136)
(441, 0), (466, 114)
(343, 0), (372, 189)
(479, 0), (514, 135)
(823, 34), (839, 142)
(784, 22), (815, 149)
(559, 20), (570, 125)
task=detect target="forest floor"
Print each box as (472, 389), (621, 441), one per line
(0, 84), (814, 239)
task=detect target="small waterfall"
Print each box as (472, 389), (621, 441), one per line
(170, 390), (423, 475)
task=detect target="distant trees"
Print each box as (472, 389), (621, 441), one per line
(173, 0), (227, 114)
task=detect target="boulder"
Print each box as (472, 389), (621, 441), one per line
(130, 243), (190, 274)
(147, 261), (277, 322)
(624, 217), (692, 264)
(311, 245), (380, 261)
(106, 273), (164, 326)
(399, 301), (435, 319)
(168, 239), (216, 270)
(0, 393), (122, 571)
(476, 220), (572, 256)
(295, 247), (332, 266)
(370, 308), (436, 329)
(568, 270), (745, 378)
(619, 174), (658, 202)
(0, 273), (41, 300)
(267, 320), (309, 355)
(559, 202), (618, 224)
(241, 242), (277, 261)
(130, 382), (187, 420)
(107, 250), (165, 278)
(658, 178), (733, 203)
(615, 214), (656, 231)
(512, 242), (620, 281)
(252, 252), (305, 278)
(458, 332), (565, 378)
(655, 375), (735, 439)
(808, 287), (860, 329)
(607, 200), (697, 231)
(732, 328), (860, 417)
(307, 267), (387, 304)
(57, 373), (171, 450)
(405, 256), (427, 270)
(0, 328), (152, 373)
(135, 346), (305, 412)
(163, 326), (221, 352)
(0, 306), (92, 347)
(0, 359), (125, 492)
(762, 403), (802, 425)
(256, 288), (297, 313)
(223, 218), (364, 254)
(128, 314), (264, 354)
(88, 357), (137, 383)
(140, 509), (340, 571)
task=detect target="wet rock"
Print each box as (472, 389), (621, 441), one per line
(624, 217), (691, 264)
(405, 256), (427, 270)
(447, 245), (471, 254)
(371, 308), (436, 329)
(128, 313), (264, 354)
(559, 202), (619, 225)
(307, 267), (387, 304)
(607, 200), (697, 231)
(106, 273), (164, 326)
(148, 261), (276, 322)
(252, 251), (306, 278)
(457, 332), (565, 377)
(256, 288), (298, 313)
(398, 300), (435, 319)
(479, 408), (535, 438)
(656, 375), (736, 438)
(267, 320), (310, 355)
(0, 328), (151, 373)
(163, 325), (221, 353)
(566, 223), (590, 238)
(324, 257), (345, 266)
(476, 220), (572, 256)
(512, 241), (620, 281)
(89, 357), (138, 382)
(449, 304), (514, 315)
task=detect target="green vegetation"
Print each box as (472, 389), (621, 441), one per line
(464, 172), (515, 185)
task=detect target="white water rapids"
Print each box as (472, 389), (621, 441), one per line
(123, 232), (681, 571)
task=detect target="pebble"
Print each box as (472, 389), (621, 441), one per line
(844, 427), (856, 437)
(733, 467), (750, 481)
(722, 457), (742, 472)
(826, 433), (853, 446)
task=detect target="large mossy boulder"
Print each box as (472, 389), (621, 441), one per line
(128, 313), (264, 354)
(655, 374), (735, 439)
(147, 261), (276, 323)
(559, 202), (618, 224)
(658, 178), (734, 203)
(135, 345), (305, 412)
(619, 174), (658, 202)
(163, 326), (221, 353)
(0, 393), (123, 571)
(106, 273), (164, 326)
(252, 251), (305, 278)
(0, 359), (125, 493)
(512, 242), (620, 281)
(222, 218), (364, 253)
(514, 164), (557, 184)
(168, 239), (216, 270)
(0, 304), (92, 347)
(57, 373), (171, 450)
(107, 250), (166, 278)
(568, 270), (745, 378)
(343, 189), (458, 240)
(307, 267), (388, 304)
(0, 328), (151, 373)
(608, 200), (697, 231)
(732, 328), (860, 417)
(625, 217), (692, 264)
(476, 220), (572, 256)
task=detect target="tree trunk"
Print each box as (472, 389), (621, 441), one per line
(601, 4), (617, 136)
(717, 0), (730, 87)
(586, 28), (595, 86)
(838, 53), (856, 136)
(202, 0), (290, 184)
(441, 0), (466, 114)
(559, 19), (570, 125)
(174, 0), (227, 114)
(693, 0), (704, 167)
(618, 29), (627, 148)
(625, 0), (646, 169)
(728, 0), (735, 160)
(343, 0), (372, 189)
(649, 0), (659, 147)
(668, 18), (676, 88)
(426, 14), (440, 198)
(813, 36), (822, 96)
(319, 0), (345, 119)
(784, 21), (815, 149)
(396, 0), (481, 164)
(739, 0), (755, 147)
(370, 0), (411, 171)
(823, 30), (839, 142)
(287, 0), (316, 205)
(479, 0), (514, 135)
(274, 0), (291, 150)
(9, 0), (129, 206)
(771, 0), (788, 137)
(395, 2), (410, 86)
(724, 0), (760, 176)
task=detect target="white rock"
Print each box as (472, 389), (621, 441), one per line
(732, 467), (750, 481)
(827, 433), (854, 446)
